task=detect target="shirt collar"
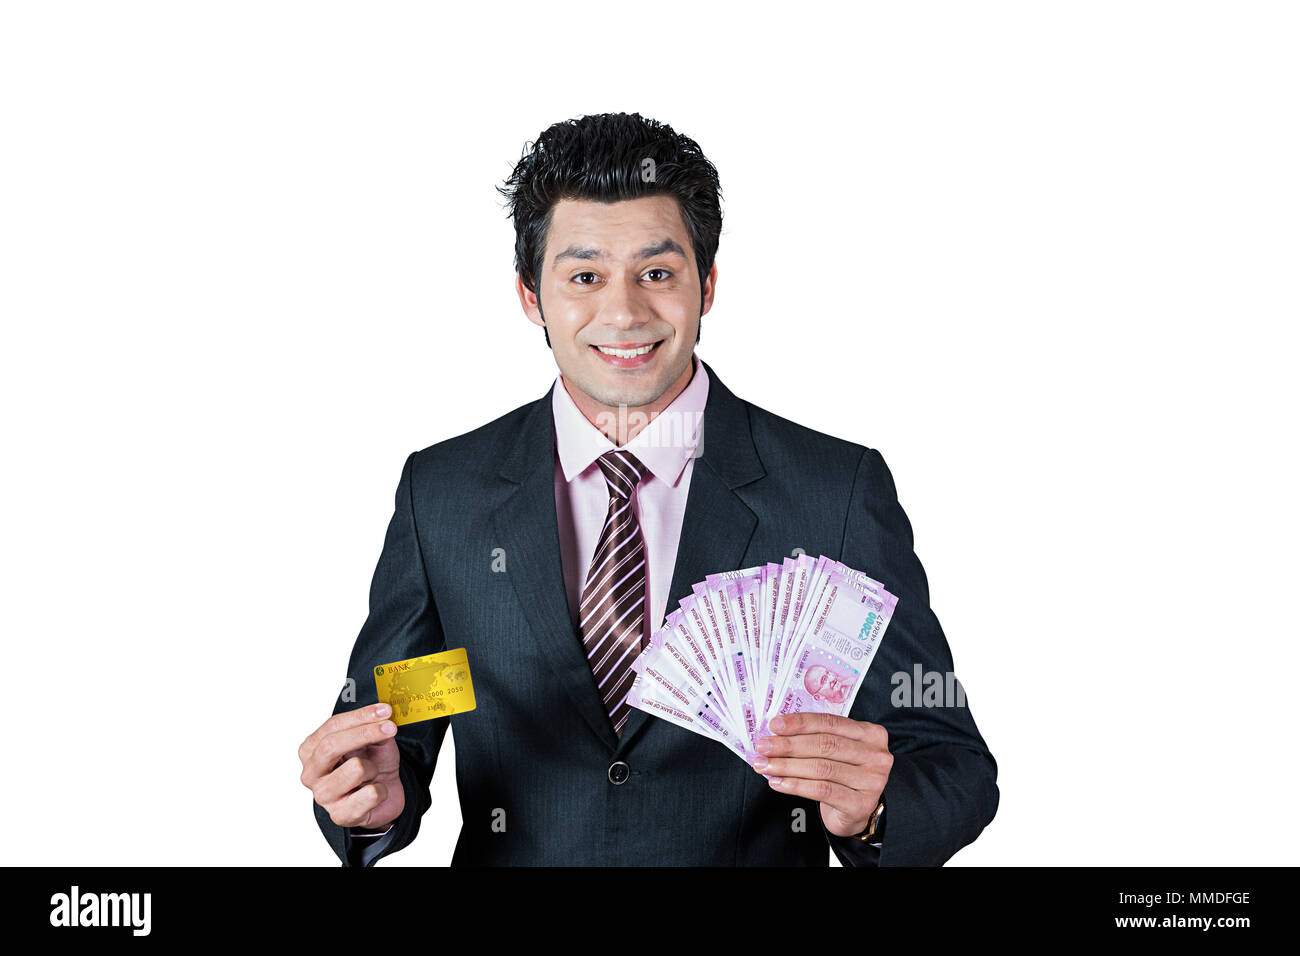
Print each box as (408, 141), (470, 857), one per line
(552, 353), (709, 490)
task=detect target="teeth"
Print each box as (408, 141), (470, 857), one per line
(596, 344), (656, 358)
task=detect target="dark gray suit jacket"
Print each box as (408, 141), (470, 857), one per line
(313, 360), (998, 866)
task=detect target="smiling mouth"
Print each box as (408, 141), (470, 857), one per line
(590, 341), (661, 358)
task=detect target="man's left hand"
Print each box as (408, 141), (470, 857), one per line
(753, 713), (892, 838)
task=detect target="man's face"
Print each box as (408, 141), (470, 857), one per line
(517, 195), (715, 411)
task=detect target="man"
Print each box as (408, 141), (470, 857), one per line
(299, 112), (999, 866)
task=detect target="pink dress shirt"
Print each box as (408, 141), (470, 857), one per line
(552, 353), (709, 642)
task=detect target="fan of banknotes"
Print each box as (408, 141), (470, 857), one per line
(627, 553), (898, 764)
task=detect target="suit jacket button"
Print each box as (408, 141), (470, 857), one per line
(608, 761), (630, 785)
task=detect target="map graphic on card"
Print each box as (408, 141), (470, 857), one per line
(626, 554), (897, 763)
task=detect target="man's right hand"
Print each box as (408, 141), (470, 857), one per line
(299, 703), (405, 831)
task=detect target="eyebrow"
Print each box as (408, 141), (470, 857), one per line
(551, 238), (688, 267)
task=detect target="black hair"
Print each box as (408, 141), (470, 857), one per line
(497, 112), (722, 346)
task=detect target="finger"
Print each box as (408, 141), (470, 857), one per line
(299, 703), (392, 765)
(342, 735), (402, 776)
(302, 717), (398, 783)
(756, 754), (879, 791)
(756, 730), (874, 764)
(766, 774), (875, 823)
(313, 754), (379, 806)
(769, 712), (884, 745)
(327, 780), (391, 829)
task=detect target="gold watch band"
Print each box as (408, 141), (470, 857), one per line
(854, 798), (886, 843)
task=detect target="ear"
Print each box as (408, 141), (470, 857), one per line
(516, 273), (545, 328)
(700, 261), (718, 317)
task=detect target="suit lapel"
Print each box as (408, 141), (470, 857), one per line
(492, 384), (621, 751)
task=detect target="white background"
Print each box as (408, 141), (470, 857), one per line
(2, 1), (1296, 866)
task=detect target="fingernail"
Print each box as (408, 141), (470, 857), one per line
(756, 737), (772, 754)
(767, 777), (784, 787)
(770, 717), (785, 732)
(752, 756), (769, 771)
(376, 704), (391, 718)
(380, 721), (396, 734)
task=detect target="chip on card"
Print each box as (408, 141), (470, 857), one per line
(373, 648), (476, 725)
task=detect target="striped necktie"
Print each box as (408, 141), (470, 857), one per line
(579, 449), (650, 737)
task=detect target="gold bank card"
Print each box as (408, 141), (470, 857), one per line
(374, 648), (476, 725)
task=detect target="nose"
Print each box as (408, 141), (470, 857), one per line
(596, 272), (650, 332)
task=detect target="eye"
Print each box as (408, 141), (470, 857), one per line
(643, 268), (672, 282)
(572, 272), (601, 285)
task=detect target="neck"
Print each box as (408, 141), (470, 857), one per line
(565, 354), (697, 446)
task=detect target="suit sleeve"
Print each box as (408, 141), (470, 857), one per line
(312, 450), (452, 867)
(828, 446), (999, 866)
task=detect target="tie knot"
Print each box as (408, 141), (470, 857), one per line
(596, 450), (647, 499)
